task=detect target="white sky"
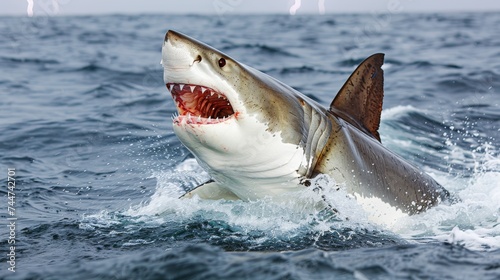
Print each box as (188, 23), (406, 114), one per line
(2, 0), (499, 16)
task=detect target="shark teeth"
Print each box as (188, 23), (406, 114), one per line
(173, 113), (231, 125)
(166, 82), (235, 124)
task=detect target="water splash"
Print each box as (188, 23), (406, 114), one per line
(26, 0), (60, 16)
(289, 0), (302, 15)
(27, 0), (34, 17)
(129, 106), (500, 252)
(379, 105), (500, 251)
(289, 0), (326, 15)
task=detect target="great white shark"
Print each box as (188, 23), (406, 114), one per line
(161, 30), (451, 223)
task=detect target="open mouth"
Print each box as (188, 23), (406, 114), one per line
(167, 83), (235, 124)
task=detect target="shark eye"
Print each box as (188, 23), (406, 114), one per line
(218, 58), (226, 68)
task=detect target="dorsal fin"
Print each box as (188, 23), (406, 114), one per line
(330, 53), (384, 142)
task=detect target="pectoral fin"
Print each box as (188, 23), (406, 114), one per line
(180, 180), (240, 200)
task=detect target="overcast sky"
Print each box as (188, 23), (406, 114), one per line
(3, 0), (499, 16)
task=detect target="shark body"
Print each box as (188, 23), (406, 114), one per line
(161, 30), (450, 222)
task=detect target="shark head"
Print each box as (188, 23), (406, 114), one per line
(161, 30), (331, 199)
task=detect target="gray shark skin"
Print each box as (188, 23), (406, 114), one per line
(161, 30), (450, 220)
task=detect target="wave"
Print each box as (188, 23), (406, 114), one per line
(222, 43), (298, 58)
(436, 70), (499, 93)
(0, 56), (59, 65)
(12, 241), (500, 280)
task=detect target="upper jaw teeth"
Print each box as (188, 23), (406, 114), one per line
(166, 83), (230, 101)
(167, 82), (219, 95)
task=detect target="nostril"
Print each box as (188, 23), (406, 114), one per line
(190, 55), (202, 66)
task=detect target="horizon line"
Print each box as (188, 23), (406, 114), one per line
(1, 9), (499, 17)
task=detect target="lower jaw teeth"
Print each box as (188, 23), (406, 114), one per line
(173, 112), (232, 125)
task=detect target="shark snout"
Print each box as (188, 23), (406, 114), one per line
(164, 30), (202, 51)
(162, 30), (207, 71)
(162, 30), (201, 80)
(164, 30), (183, 44)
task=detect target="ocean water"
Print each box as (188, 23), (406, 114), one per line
(1, 12), (500, 279)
